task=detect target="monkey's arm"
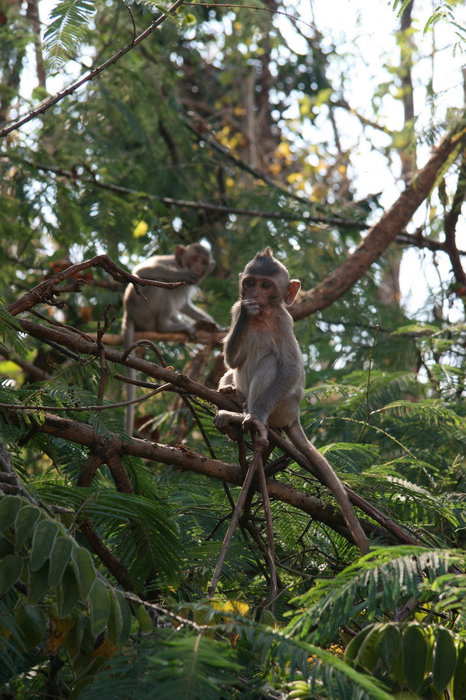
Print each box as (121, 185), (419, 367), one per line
(136, 262), (198, 284)
(223, 302), (253, 368)
(179, 300), (218, 327)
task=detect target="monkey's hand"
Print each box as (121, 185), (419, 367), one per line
(242, 414), (268, 448)
(218, 384), (236, 394)
(214, 410), (244, 440)
(173, 269), (199, 284)
(241, 299), (261, 317)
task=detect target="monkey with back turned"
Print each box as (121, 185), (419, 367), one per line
(214, 247), (369, 553)
(122, 242), (221, 435)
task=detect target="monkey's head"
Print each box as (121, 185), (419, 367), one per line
(175, 243), (214, 281)
(240, 247), (301, 307)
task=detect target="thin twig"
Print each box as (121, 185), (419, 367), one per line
(0, 0), (186, 137)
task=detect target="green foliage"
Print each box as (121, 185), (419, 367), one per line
(44, 0), (96, 66)
(36, 484), (182, 588)
(0, 495), (133, 688)
(0, 0), (465, 696)
(344, 621), (464, 697)
(287, 547), (465, 644)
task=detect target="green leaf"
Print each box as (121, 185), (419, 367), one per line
(114, 589), (132, 643)
(344, 625), (372, 664)
(379, 623), (401, 673)
(71, 545), (96, 599)
(432, 627), (456, 692)
(402, 623), (428, 693)
(30, 519), (59, 571)
(89, 578), (110, 637)
(14, 504), (41, 550)
(44, 0), (96, 67)
(0, 495), (22, 531)
(356, 623), (384, 672)
(64, 615), (84, 661)
(136, 604), (153, 634)
(0, 553), (22, 594)
(57, 563), (81, 618)
(452, 642), (466, 700)
(14, 605), (46, 650)
(48, 536), (73, 587)
(29, 561), (51, 603)
(107, 589), (123, 645)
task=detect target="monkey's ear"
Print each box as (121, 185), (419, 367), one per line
(285, 279), (301, 305)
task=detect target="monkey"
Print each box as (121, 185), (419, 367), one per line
(214, 247), (369, 553)
(122, 242), (220, 435)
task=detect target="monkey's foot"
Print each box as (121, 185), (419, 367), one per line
(218, 385), (236, 394)
(214, 410), (244, 440)
(242, 415), (269, 449)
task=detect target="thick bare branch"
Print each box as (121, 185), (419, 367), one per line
(4, 408), (353, 538)
(292, 126), (466, 319)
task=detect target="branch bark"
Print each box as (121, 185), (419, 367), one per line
(5, 408), (354, 539)
(291, 126), (466, 320)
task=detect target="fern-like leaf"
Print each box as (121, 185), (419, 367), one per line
(44, 0), (95, 67)
(286, 547), (464, 645)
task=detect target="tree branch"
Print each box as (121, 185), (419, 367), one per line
(8, 318), (421, 546)
(6, 254), (185, 317)
(0, 0), (186, 137)
(3, 407), (356, 539)
(291, 126), (466, 319)
(3, 156), (368, 229)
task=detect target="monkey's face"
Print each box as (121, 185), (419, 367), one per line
(188, 253), (211, 280)
(241, 275), (282, 312)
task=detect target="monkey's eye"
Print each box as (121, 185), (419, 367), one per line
(262, 280), (272, 289)
(244, 278), (255, 287)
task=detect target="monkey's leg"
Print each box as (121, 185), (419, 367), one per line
(254, 440), (278, 609)
(208, 447), (263, 597)
(242, 415), (268, 448)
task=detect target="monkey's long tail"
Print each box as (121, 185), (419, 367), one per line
(283, 426), (370, 555)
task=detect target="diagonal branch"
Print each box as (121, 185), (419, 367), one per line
(0, 0), (186, 137)
(6, 254), (184, 317)
(291, 126), (466, 319)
